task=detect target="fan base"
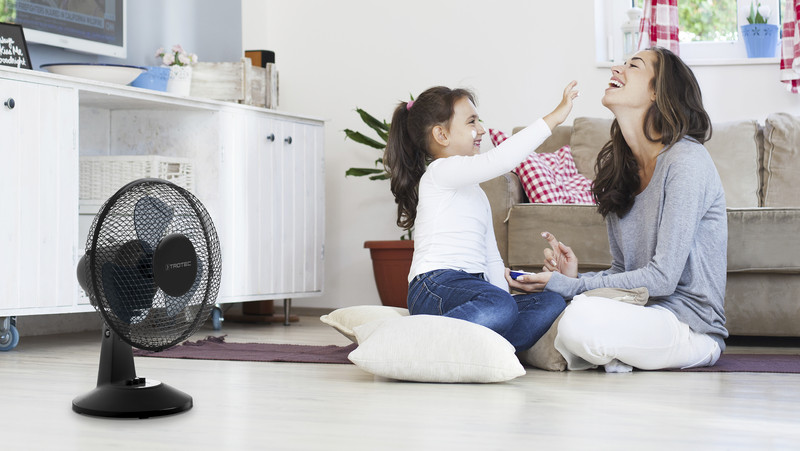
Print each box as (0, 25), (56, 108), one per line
(72, 379), (192, 418)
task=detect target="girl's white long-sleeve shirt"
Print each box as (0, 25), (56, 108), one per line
(408, 119), (551, 290)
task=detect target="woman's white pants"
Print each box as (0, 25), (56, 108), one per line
(554, 295), (721, 372)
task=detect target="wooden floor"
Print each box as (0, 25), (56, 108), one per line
(2, 313), (800, 450)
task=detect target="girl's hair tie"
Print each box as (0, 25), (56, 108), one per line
(406, 100), (414, 111)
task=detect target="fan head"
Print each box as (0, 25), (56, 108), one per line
(82, 178), (222, 352)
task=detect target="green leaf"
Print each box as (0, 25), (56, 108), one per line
(344, 129), (386, 149)
(368, 173), (390, 181)
(345, 167), (386, 177)
(356, 108), (389, 142)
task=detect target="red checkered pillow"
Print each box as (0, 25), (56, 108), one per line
(489, 129), (594, 204)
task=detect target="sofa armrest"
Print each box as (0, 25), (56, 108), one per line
(481, 173), (527, 264)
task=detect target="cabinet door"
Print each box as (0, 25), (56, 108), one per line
(0, 79), (78, 313)
(282, 121), (324, 294)
(217, 111), (283, 299)
(267, 119), (324, 296)
(216, 112), (324, 300)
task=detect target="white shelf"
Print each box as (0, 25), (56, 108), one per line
(1, 65), (326, 319)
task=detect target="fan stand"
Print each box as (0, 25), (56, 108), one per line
(72, 326), (193, 419)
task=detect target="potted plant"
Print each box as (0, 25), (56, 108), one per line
(740, 2), (779, 58)
(156, 44), (199, 96)
(345, 108), (413, 308)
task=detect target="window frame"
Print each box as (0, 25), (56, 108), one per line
(595, 0), (781, 66)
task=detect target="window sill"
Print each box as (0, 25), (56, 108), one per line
(596, 57), (779, 68)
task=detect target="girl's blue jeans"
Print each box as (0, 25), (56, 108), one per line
(407, 269), (566, 352)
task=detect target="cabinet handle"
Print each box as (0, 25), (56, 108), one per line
(4, 98), (14, 110)
(284, 136), (293, 145)
(266, 133), (275, 142)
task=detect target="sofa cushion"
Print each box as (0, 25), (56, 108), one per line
(704, 120), (761, 208)
(726, 207), (800, 273)
(320, 305), (409, 343)
(569, 118), (761, 208)
(763, 113), (800, 207)
(518, 311), (566, 371)
(569, 117), (613, 179)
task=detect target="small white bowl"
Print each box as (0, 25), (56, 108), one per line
(40, 63), (147, 85)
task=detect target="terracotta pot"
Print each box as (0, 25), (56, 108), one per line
(364, 240), (414, 308)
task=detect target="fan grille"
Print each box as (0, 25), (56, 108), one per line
(84, 179), (222, 352)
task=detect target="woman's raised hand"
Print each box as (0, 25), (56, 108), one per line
(543, 80), (579, 131)
(541, 231), (579, 278)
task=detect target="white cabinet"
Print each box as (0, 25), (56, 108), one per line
(0, 77), (81, 315)
(0, 66), (324, 320)
(217, 111), (324, 302)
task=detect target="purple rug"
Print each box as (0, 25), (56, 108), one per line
(675, 353), (800, 373)
(133, 335), (356, 364)
(133, 336), (800, 373)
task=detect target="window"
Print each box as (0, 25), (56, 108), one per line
(674, 0), (739, 42)
(596, 0), (783, 65)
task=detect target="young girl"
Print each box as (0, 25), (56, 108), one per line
(384, 82), (579, 352)
(508, 47), (727, 371)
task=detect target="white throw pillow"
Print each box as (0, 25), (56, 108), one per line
(320, 305), (409, 343)
(348, 315), (526, 383)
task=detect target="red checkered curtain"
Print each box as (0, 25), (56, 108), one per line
(781, 0), (800, 93)
(638, 0), (680, 54)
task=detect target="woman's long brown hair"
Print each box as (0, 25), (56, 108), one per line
(384, 87), (475, 230)
(593, 47), (712, 218)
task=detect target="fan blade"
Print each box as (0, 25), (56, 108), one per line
(164, 259), (204, 318)
(101, 240), (157, 325)
(134, 195), (174, 248)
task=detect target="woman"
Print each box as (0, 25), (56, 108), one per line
(506, 47), (728, 372)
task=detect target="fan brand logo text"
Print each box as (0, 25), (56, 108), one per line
(165, 261), (193, 271)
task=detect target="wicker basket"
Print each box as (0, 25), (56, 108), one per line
(80, 155), (195, 201)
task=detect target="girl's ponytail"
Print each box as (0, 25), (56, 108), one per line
(385, 101), (428, 230)
(384, 87), (475, 231)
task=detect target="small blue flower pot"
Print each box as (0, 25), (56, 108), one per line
(741, 24), (779, 58)
(131, 66), (170, 91)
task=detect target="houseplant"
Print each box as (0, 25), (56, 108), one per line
(345, 108), (413, 308)
(740, 2), (778, 58)
(156, 44), (198, 96)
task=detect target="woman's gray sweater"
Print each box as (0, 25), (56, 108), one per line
(547, 138), (729, 350)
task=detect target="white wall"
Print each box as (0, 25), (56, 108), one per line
(242, 0), (800, 310)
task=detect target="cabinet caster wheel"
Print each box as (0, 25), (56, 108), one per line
(211, 308), (223, 331)
(0, 324), (19, 351)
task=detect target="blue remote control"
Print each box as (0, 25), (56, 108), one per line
(510, 270), (537, 280)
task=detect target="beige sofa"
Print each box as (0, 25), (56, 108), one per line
(481, 114), (800, 337)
